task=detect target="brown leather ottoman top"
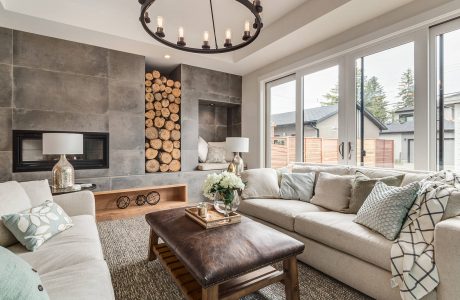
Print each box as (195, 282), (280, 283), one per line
(145, 207), (305, 288)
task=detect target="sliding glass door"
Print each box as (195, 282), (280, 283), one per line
(355, 42), (415, 169)
(431, 20), (460, 171)
(266, 76), (297, 168)
(302, 65), (343, 165)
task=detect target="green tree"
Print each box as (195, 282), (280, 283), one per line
(364, 76), (389, 124)
(396, 68), (414, 109)
(322, 71), (389, 124)
(321, 83), (339, 106)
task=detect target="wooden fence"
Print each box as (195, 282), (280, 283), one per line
(271, 136), (394, 169)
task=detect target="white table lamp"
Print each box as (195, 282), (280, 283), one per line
(43, 133), (83, 189)
(226, 137), (249, 176)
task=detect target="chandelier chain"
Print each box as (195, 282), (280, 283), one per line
(209, 0), (219, 49)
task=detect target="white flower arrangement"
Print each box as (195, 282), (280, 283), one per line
(202, 171), (245, 204)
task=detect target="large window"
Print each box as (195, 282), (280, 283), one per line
(263, 15), (460, 172)
(434, 25), (460, 171)
(356, 42), (415, 169)
(266, 76), (296, 168)
(303, 65), (340, 164)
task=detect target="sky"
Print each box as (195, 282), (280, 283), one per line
(270, 30), (460, 115)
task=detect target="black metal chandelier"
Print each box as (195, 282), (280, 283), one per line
(138, 0), (263, 54)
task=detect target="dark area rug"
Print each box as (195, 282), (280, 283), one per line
(97, 216), (371, 300)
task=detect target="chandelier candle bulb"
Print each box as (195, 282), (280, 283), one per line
(243, 20), (251, 41)
(224, 29), (232, 48)
(155, 16), (165, 37)
(177, 27), (186, 46)
(202, 31), (210, 49)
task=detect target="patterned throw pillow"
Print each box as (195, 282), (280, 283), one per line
(206, 146), (227, 163)
(354, 181), (420, 240)
(2, 201), (73, 251)
(0, 246), (49, 299)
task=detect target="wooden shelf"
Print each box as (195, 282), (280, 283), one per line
(152, 243), (284, 300)
(94, 184), (187, 221)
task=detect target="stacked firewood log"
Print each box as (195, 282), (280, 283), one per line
(145, 70), (181, 172)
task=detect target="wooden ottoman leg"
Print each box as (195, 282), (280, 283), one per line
(283, 256), (300, 300)
(202, 285), (218, 300)
(148, 228), (159, 261)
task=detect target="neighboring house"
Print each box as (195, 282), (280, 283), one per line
(381, 92), (460, 168)
(271, 104), (386, 139)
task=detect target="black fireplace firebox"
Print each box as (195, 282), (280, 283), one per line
(13, 130), (109, 172)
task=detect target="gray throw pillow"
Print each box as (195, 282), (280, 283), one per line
(280, 172), (315, 202)
(345, 171), (404, 214)
(205, 146), (226, 163)
(354, 181), (420, 240)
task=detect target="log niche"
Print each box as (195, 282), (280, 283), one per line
(145, 69), (181, 172)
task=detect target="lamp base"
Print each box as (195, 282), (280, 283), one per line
(227, 152), (244, 176)
(52, 154), (75, 189)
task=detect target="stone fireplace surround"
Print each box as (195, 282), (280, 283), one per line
(0, 27), (242, 202)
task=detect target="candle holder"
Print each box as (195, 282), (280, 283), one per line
(202, 41), (210, 50)
(156, 27), (165, 38)
(224, 39), (232, 48)
(177, 37), (186, 47)
(242, 31), (251, 41)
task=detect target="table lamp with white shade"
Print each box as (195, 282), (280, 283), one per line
(226, 137), (249, 176)
(42, 133), (83, 189)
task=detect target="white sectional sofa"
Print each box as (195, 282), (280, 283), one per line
(2, 186), (114, 300)
(239, 164), (460, 300)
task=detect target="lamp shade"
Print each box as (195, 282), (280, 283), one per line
(226, 137), (249, 153)
(42, 133), (83, 155)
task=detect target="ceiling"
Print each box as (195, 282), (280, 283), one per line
(0, 0), (417, 75)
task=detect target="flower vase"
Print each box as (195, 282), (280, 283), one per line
(213, 190), (240, 217)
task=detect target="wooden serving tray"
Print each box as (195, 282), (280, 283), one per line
(185, 206), (241, 229)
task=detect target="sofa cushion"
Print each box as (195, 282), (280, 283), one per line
(8, 215), (104, 274)
(241, 168), (280, 199)
(280, 172), (315, 202)
(310, 172), (354, 212)
(351, 167), (404, 179)
(444, 191), (460, 220)
(401, 172), (431, 186)
(239, 198), (327, 231)
(292, 165), (350, 186)
(294, 211), (392, 271)
(40, 260), (114, 300)
(0, 181), (32, 247)
(20, 180), (54, 207)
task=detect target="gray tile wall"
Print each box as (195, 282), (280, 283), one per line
(178, 64), (242, 171)
(0, 28), (240, 202)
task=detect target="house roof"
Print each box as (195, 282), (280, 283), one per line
(381, 120), (454, 134)
(271, 104), (387, 130)
(394, 106), (414, 113)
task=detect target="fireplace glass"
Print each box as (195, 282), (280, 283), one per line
(13, 130), (109, 172)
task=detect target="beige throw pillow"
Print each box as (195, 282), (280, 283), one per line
(241, 168), (280, 199)
(206, 146), (226, 163)
(344, 171), (404, 214)
(0, 181), (33, 247)
(310, 172), (354, 212)
(20, 179), (54, 207)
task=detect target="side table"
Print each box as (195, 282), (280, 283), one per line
(50, 183), (97, 196)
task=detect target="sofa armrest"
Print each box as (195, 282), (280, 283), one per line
(434, 216), (460, 299)
(53, 191), (96, 218)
